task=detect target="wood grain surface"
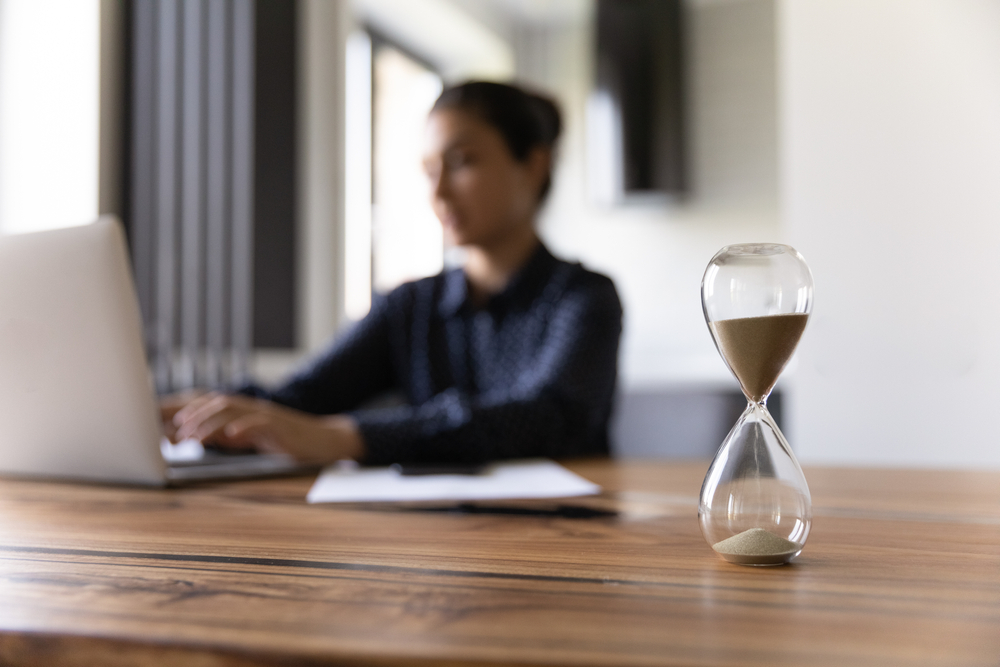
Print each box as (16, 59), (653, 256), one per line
(0, 460), (997, 667)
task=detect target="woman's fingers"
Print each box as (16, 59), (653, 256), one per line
(159, 389), (209, 442)
(174, 394), (260, 443)
(223, 413), (282, 453)
(169, 394), (354, 465)
(174, 393), (247, 429)
(224, 409), (327, 461)
(189, 408), (244, 443)
(172, 392), (225, 427)
(162, 415), (181, 443)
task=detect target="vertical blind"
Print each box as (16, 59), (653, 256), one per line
(130, 0), (256, 394)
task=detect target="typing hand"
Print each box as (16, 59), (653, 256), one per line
(171, 392), (364, 465)
(160, 390), (208, 443)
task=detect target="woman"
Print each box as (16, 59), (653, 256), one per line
(165, 81), (622, 466)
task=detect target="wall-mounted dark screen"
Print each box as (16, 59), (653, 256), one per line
(596, 0), (686, 194)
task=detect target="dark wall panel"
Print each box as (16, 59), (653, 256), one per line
(252, 0), (297, 348)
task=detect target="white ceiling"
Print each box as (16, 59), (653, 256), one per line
(487, 0), (593, 26)
(353, 0), (515, 80)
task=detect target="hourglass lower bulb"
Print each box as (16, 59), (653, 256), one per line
(699, 244), (814, 565)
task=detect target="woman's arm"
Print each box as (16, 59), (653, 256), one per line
(162, 292), (399, 461)
(171, 392), (364, 464)
(242, 293), (399, 415)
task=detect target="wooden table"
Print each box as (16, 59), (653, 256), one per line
(0, 461), (997, 666)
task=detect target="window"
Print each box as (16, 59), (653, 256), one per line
(0, 0), (100, 234)
(343, 33), (443, 321)
(371, 44), (443, 294)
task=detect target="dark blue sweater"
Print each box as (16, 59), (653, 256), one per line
(244, 244), (622, 465)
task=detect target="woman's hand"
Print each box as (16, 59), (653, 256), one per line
(160, 390), (208, 443)
(168, 392), (364, 465)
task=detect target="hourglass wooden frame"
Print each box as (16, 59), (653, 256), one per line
(699, 243), (813, 565)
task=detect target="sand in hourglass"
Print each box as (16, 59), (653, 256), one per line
(709, 313), (808, 403)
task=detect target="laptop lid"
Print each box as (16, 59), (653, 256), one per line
(0, 217), (167, 485)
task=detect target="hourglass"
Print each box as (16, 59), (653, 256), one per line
(700, 244), (813, 565)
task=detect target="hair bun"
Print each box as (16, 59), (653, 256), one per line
(527, 94), (562, 147)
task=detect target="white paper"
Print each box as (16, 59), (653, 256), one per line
(306, 459), (601, 504)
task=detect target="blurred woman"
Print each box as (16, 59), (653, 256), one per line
(164, 81), (622, 466)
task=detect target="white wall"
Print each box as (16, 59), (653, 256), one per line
(299, 0), (351, 353)
(514, 0), (782, 391)
(352, 0), (514, 81)
(0, 0), (101, 234)
(780, 0), (1000, 468)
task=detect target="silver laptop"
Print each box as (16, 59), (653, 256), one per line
(0, 217), (305, 485)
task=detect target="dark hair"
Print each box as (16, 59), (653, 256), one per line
(431, 81), (562, 201)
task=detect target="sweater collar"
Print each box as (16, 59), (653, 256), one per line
(438, 242), (558, 318)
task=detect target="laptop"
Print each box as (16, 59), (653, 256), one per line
(0, 217), (306, 485)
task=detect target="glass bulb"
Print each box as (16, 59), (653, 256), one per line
(699, 243), (813, 565)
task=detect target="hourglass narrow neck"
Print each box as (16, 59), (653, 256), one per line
(741, 397), (769, 419)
